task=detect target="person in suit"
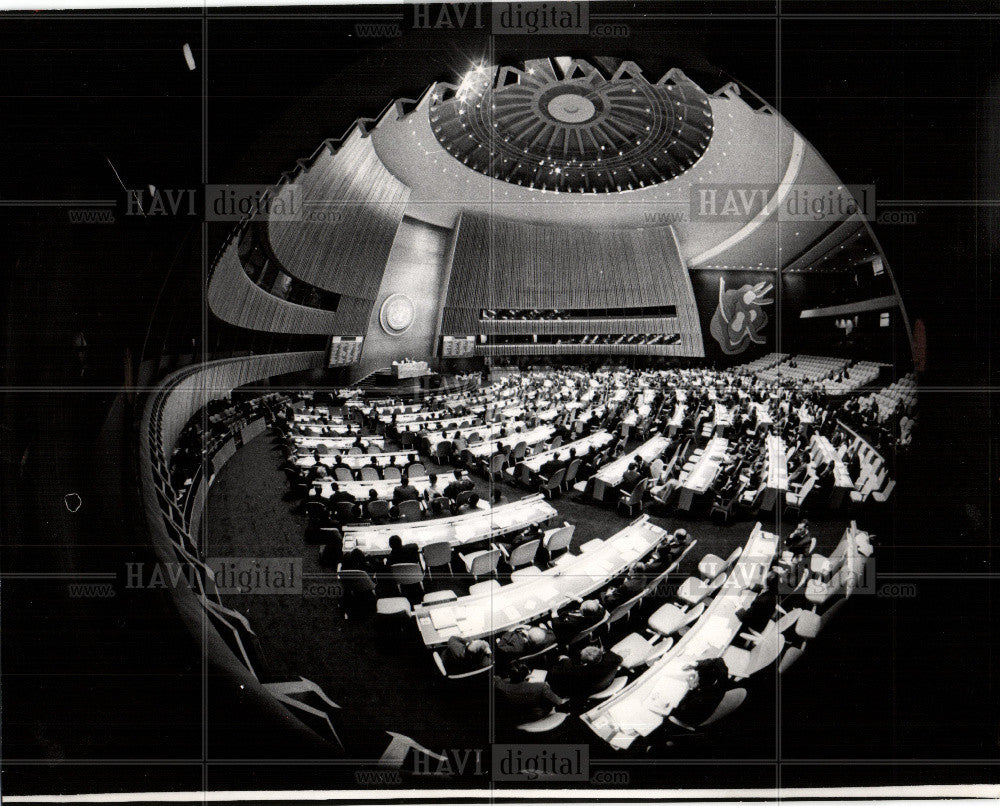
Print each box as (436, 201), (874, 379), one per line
(664, 529), (694, 563)
(328, 482), (356, 505)
(549, 646), (624, 701)
(317, 530), (343, 569)
(847, 449), (862, 482)
(392, 474), (421, 505)
(599, 568), (645, 611)
(550, 599), (606, 644)
(494, 662), (568, 720)
(735, 572), (780, 632)
(423, 473), (444, 502)
(537, 452), (565, 481)
(498, 522), (543, 553)
(495, 625), (555, 664)
(619, 461), (643, 495)
(386, 534), (420, 566)
(363, 487), (382, 516)
(441, 637), (492, 675)
(443, 470), (475, 500)
(672, 656), (731, 726)
(340, 547), (374, 574)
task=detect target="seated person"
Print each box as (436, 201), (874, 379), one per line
(499, 522), (543, 553)
(327, 482), (356, 505)
(386, 534), (420, 566)
(340, 547), (374, 574)
(735, 572), (780, 632)
(392, 474), (421, 504)
(664, 529), (694, 563)
(363, 487), (383, 516)
(599, 567), (645, 611)
(537, 452), (565, 481)
(549, 645), (624, 701)
(317, 532), (343, 569)
(550, 599), (606, 644)
(847, 449), (862, 481)
(307, 459), (329, 481)
(672, 656), (731, 726)
(714, 473), (743, 503)
(450, 490), (480, 515)
(495, 624), (556, 662)
(494, 661), (568, 720)
(422, 473), (444, 502)
(648, 454), (666, 480)
(649, 469), (683, 504)
(403, 453), (422, 474)
(440, 636), (492, 675)
(618, 461), (643, 494)
(787, 458), (809, 486)
(443, 470), (475, 500)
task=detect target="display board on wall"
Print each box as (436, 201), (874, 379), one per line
(440, 335), (476, 358)
(327, 336), (364, 367)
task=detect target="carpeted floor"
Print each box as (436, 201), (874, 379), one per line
(205, 422), (853, 760)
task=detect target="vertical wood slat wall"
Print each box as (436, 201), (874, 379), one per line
(268, 131), (411, 298)
(208, 245), (343, 333)
(440, 211), (705, 355)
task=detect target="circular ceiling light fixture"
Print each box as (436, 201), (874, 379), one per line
(429, 57), (714, 193)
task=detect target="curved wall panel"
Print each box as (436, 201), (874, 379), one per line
(208, 244), (341, 334)
(268, 130), (411, 297)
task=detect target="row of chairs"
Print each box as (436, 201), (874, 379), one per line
(320, 462), (426, 483)
(334, 522), (578, 610)
(307, 490), (481, 526)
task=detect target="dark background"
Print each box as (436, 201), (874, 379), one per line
(1, 0), (997, 797)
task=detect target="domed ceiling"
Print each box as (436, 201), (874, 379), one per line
(428, 57), (713, 193)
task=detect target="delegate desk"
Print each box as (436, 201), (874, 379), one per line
(759, 434), (788, 512)
(293, 423), (355, 437)
(294, 413), (347, 426)
(294, 434), (385, 451)
(382, 410), (440, 424)
(811, 435), (855, 508)
(582, 524), (779, 748)
(424, 421), (526, 452)
(393, 414), (480, 434)
(666, 403), (686, 435)
(714, 404), (734, 432)
(413, 516), (668, 647)
(465, 424), (556, 459)
(585, 435), (671, 502)
(294, 450), (413, 470)
(342, 494), (556, 556)
(522, 430), (614, 473)
(676, 437), (729, 511)
(313, 474), (437, 501)
(393, 360), (430, 379)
